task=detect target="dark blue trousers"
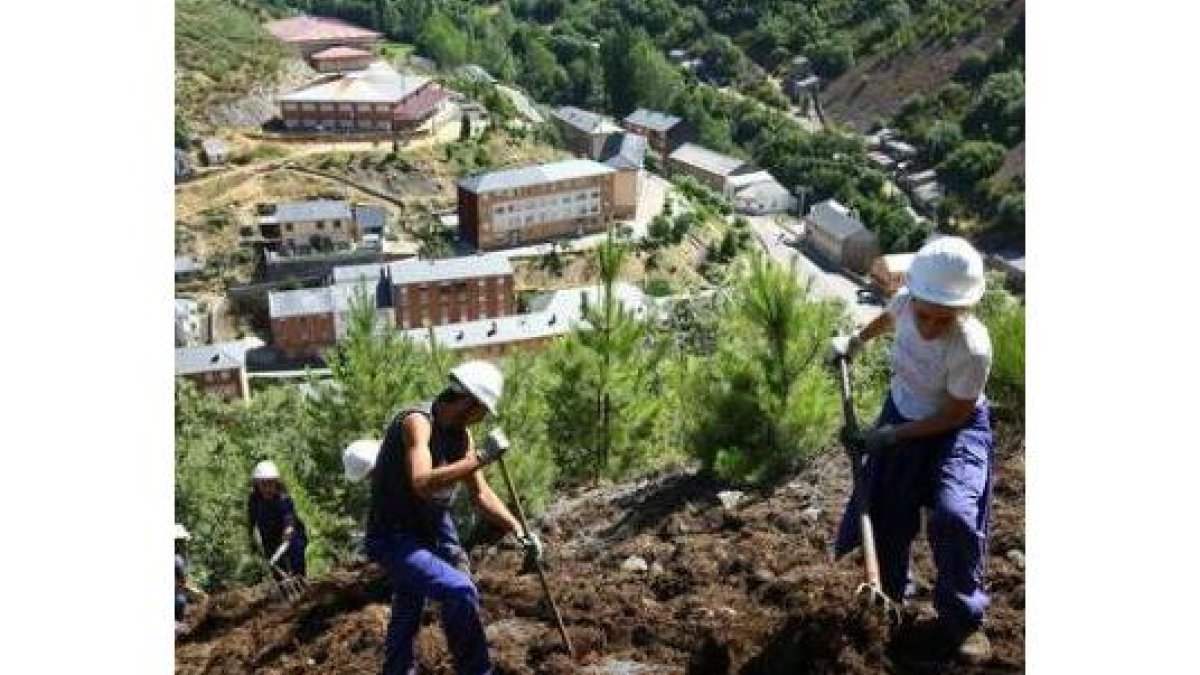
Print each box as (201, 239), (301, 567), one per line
(835, 394), (994, 631)
(366, 522), (492, 675)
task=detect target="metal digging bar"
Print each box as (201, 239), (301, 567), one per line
(835, 354), (901, 626)
(495, 453), (575, 659)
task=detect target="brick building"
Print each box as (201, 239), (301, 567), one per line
(402, 282), (648, 358)
(265, 15), (382, 59)
(622, 108), (693, 156)
(552, 106), (622, 159)
(267, 255), (515, 357)
(599, 133), (646, 220)
(457, 159), (617, 251)
(666, 143), (759, 196)
(278, 62), (449, 135)
(258, 200), (357, 253)
(805, 199), (880, 274)
(175, 339), (262, 402)
(336, 255), (516, 329)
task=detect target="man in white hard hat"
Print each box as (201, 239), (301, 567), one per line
(365, 360), (541, 675)
(247, 460), (309, 579)
(829, 236), (995, 662)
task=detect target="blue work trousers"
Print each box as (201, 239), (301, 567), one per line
(835, 394), (994, 632)
(366, 527), (492, 675)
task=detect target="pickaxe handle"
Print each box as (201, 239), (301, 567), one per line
(496, 456), (575, 659)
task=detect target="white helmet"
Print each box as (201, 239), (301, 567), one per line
(905, 236), (986, 308)
(174, 523), (191, 541)
(449, 360), (504, 415)
(342, 439), (381, 483)
(251, 460), (281, 481)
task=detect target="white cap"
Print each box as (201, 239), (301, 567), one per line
(174, 523), (191, 541)
(252, 460), (281, 481)
(905, 236), (986, 308)
(342, 439), (381, 483)
(449, 360), (504, 415)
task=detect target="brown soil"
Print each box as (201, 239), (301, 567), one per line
(177, 422), (1023, 674)
(820, 0), (1025, 133)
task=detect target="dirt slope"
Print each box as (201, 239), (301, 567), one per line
(820, 0), (1025, 133)
(177, 422), (1024, 674)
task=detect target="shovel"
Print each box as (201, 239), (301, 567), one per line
(490, 431), (575, 659)
(834, 355), (901, 626)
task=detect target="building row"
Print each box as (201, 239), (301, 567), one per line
(268, 255), (516, 358)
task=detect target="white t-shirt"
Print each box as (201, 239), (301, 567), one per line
(886, 289), (992, 421)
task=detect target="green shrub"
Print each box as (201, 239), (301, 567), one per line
(685, 254), (843, 482)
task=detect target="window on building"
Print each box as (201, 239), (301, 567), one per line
(316, 221), (325, 230)
(284, 223), (293, 232)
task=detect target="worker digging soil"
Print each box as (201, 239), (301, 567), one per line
(365, 360), (544, 675)
(830, 236), (997, 663)
(248, 460), (309, 581)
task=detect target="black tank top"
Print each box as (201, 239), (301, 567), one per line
(367, 401), (469, 545)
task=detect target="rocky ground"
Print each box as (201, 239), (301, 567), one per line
(176, 420), (1023, 674)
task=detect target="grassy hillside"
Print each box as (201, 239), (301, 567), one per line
(175, 0), (287, 132)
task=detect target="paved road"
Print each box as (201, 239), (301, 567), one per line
(746, 214), (883, 327)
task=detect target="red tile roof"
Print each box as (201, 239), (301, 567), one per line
(393, 85), (449, 122)
(310, 46), (373, 61)
(265, 15), (382, 44)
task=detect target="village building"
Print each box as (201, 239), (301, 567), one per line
(200, 138), (229, 166)
(552, 106), (623, 159)
(870, 253), (917, 297)
(457, 159), (617, 251)
(257, 200), (357, 253)
(278, 62), (450, 136)
(401, 282), (648, 358)
(309, 45), (375, 73)
(175, 338), (263, 402)
(804, 199), (880, 274)
(268, 255), (516, 357)
(599, 132), (646, 220)
(175, 254), (205, 281)
(622, 108), (693, 156)
(731, 177), (796, 215)
(665, 143), (759, 196)
(264, 15), (382, 58)
(175, 298), (207, 347)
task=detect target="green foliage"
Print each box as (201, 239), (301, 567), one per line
(939, 140), (1006, 195)
(601, 25), (685, 115)
(922, 120), (964, 164)
(975, 273), (1025, 418)
(417, 11), (469, 68)
(963, 71), (1025, 147)
(644, 277), (675, 297)
(809, 38), (855, 79)
(175, 0), (286, 124)
(685, 254), (843, 481)
(543, 232), (674, 483)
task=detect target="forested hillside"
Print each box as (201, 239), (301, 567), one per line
(243, 0), (1023, 246)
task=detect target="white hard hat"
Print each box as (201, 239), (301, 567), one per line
(251, 460), (281, 481)
(342, 439), (381, 483)
(904, 236), (986, 308)
(449, 360), (504, 415)
(174, 523), (191, 541)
